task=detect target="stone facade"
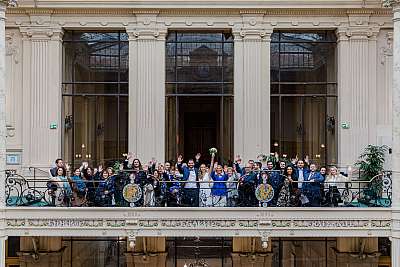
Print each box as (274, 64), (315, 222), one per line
(0, 0), (400, 266)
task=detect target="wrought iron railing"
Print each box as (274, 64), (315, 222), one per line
(4, 170), (392, 208)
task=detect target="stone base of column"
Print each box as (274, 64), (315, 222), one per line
(231, 253), (272, 267)
(126, 237), (167, 267)
(125, 253), (167, 267)
(232, 237), (272, 267)
(335, 237), (379, 267)
(18, 237), (63, 267)
(19, 254), (63, 267)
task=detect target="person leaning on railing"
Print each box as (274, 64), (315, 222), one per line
(47, 166), (72, 207)
(323, 166), (350, 207)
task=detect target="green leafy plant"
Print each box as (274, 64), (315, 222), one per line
(355, 145), (388, 180)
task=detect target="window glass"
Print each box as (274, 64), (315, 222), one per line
(270, 31), (337, 166)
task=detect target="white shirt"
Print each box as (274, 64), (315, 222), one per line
(185, 169), (197, 189)
(298, 169), (304, 188)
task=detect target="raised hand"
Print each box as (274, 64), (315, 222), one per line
(143, 164), (149, 171)
(177, 155), (183, 164)
(304, 155), (310, 164)
(195, 153), (201, 161)
(235, 155), (242, 163)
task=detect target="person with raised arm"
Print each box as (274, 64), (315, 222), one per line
(209, 150), (228, 207)
(177, 153), (201, 207)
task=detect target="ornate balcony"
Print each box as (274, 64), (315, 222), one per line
(2, 170), (393, 241)
(4, 170), (392, 208)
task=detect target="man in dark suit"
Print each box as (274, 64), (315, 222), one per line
(177, 154), (201, 207)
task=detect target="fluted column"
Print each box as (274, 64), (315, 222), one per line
(1, 3), (7, 266)
(387, 1), (400, 266)
(233, 17), (272, 162)
(19, 22), (63, 168)
(0, 1), (6, 210)
(127, 15), (166, 163)
(336, 23), (379, 168)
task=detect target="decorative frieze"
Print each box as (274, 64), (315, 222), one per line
(4, 217), (392, 232)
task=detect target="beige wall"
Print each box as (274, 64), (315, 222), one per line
(3, 4), (394, 170)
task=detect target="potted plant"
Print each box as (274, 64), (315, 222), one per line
(355, 145), (388, 180)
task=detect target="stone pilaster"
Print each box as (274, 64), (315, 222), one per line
(389, 2), (400, 267)
(233, 15), (272, 162)
(336, 19), (380, 168)
(19, 19), (63, 168)
(127, 14), (167, 163)
(0, 1), (7, 210)
(0, 3), (7, 266)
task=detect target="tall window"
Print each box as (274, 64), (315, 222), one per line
(62, 31), (128, 167)
(165, 31), (234, 163)
(271, 31), (337, 166)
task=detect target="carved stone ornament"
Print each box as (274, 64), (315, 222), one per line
(383, 0), (400, 7)
(1, 0), (18, 7)
(381, 32), (393, 64)
(6, 32), (19, 64)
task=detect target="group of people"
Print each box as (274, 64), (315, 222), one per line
(47, 153), (350, 207)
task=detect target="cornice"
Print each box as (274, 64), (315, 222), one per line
(4, 7), (394, 17)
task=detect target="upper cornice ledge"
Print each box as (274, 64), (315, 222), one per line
(5, 7), (393, 16)
(14, 0), (386, 9)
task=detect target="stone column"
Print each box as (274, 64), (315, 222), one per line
(233, 15), (272, 162)
(389, 1), (400, 266)
(127, 15), (166, 163)
(19, 20), (63, 168)
(126, 237), (167, 267)
(0, 1), (6, 208)
(1, 2), (7, 266)
(231, 237), (272, 267)
(336, 18), (379, 168)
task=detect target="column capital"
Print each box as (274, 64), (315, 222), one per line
(127, 13), (167, 41)
(126, 27), (167, 41)
(232, 27), (272, 42)
(19, 26), (64, 41)
(336, 26), (379, 41)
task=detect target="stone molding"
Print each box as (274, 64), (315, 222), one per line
(3, 208), (392, 238)
(4, 7), (394, 16)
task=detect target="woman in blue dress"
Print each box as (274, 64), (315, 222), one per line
(209, 155), (228, 207)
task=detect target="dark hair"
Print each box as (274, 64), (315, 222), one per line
(188, 159), (194, 163)
(133, 159), (142, 170)
(284, 166), (296, 178)
(56, 167), (66, 176)
(55, 158), (63, 164)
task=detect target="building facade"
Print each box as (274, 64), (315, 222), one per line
(0, 0), (400, 266)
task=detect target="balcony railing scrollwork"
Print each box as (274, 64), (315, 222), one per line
(4, 170), (392, 208)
